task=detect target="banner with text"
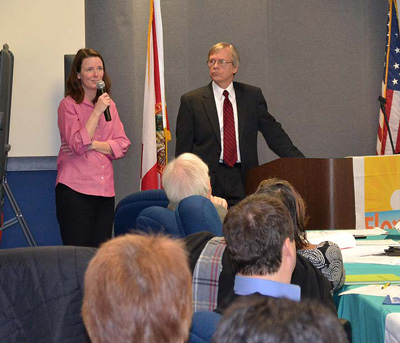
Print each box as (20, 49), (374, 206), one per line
(353, 155), (400, 229)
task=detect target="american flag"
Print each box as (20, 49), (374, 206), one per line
(140, 0), (170, 190)
(377, 0), (400, 155)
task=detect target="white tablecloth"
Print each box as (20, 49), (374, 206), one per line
(385, 313), (400, 343)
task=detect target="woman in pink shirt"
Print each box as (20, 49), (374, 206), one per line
(56, 48), (131, 247)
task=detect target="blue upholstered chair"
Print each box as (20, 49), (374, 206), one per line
(175, 195), (223, 236)
(136, 206), (183, 237)
(115, 191), (222, 238)
(0, 246), (95, 342)
(114, 189), (169, 236)
(189, 311), (221, 343)
(135, 196), (222, 237)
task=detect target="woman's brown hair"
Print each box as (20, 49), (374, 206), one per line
(255, 178), (309, 249)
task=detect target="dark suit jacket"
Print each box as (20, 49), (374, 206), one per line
(175, 82), (304, 176)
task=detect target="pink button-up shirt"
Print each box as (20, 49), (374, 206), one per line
(56, 96), (131, 197)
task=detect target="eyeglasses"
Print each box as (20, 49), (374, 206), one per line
(207, 59), (234, 68)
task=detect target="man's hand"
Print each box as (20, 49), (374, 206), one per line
(210, 195), (228, 209)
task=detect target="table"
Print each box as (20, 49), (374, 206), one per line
(386, 313), (400, 343)
(336, 259), (400, 343)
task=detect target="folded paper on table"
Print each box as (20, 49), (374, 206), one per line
(345, 274), (400, 285)
(383, 295), (400, 305)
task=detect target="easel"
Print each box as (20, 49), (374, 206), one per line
(0, 174), (36, 246)
(0, 44), (36, 247)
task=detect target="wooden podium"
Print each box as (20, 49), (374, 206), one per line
(245, 158), (355, 230)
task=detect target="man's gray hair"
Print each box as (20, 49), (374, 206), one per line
(208, 42), (240, 68)
(162, 153), (210, 204)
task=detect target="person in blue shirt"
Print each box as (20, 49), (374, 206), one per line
(255, 178), (345, 292)
(188, 194), (341, 343)
(216, 193), (300, 312)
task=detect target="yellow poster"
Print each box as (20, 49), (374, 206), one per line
(361, 156), (400, 229)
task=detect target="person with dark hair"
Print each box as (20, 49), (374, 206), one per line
(176, 42), (304, 207)
(56, 48), (131, 247)
(213, 295), (348, 343)
(185, 193), (335, 313)
(188, 194), (348, 343)
(215, 193), (299, 312)
(82, 234), (193, 343)
(255, 178), (345, 291)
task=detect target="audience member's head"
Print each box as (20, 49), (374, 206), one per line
(212, 294), (349, 343)
(256, 177), (309, 249)
(82, 234), (193, 343)
(223, 193), (296, 279)
(162, 153), (211, 204)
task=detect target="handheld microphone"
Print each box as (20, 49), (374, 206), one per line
(96, 81), (112, 122)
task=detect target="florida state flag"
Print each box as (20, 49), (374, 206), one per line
(140, 0), (170, 190)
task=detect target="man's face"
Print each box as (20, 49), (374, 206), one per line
(208, 47), (238, 89)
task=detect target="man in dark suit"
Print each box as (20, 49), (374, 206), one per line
(176, 42), (304, 206)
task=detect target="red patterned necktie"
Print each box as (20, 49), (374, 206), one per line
(223, 90), (237, 167)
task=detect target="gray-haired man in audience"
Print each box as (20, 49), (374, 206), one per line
(162, 152), (228, 220)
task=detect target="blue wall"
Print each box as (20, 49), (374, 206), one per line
(0, 170), (62, 248)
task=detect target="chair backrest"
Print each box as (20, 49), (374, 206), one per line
(175, 195), (223, 236)
(136, 206), (183, 237)
(119, 193), (223, 238)
(0, 246), (95, 342)
(189, 311), (221, 343)
(114, 189), (169, 236)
